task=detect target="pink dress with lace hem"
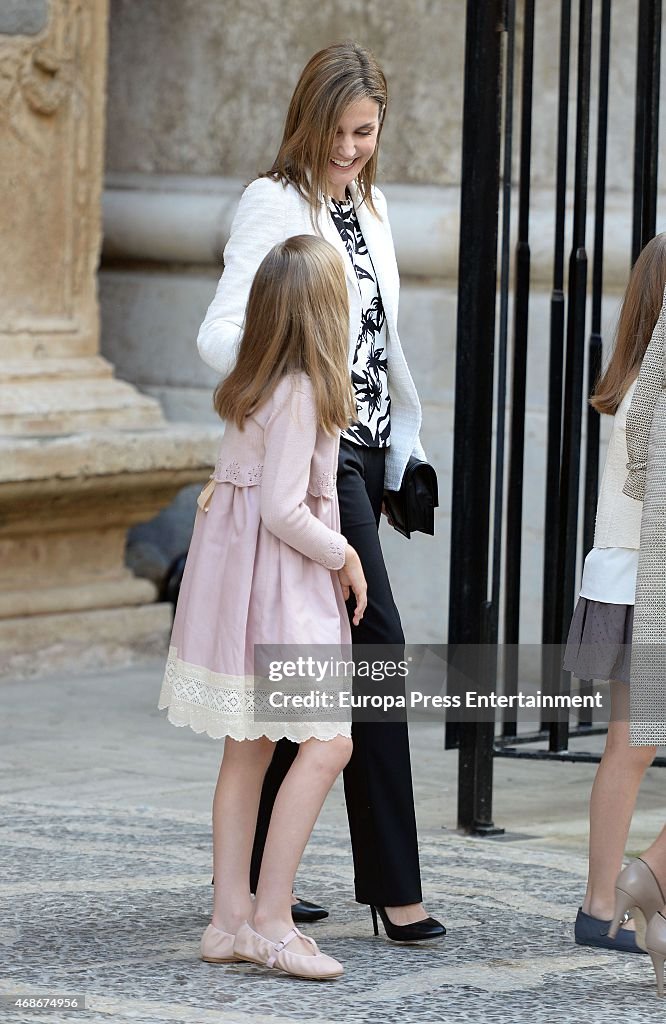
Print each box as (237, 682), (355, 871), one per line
(158, 373), (352, 742)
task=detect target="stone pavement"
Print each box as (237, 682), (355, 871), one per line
(1, 663), (665, 1024)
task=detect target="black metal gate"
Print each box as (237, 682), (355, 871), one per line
(448, 0), (665, 833)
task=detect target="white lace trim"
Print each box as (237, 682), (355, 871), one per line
(317, 534), (345, 569)
(214, 458), (264, 487)
(309, 471), (337, 498)
(158, 646), (351, 741)
(213, 459), (336, 499)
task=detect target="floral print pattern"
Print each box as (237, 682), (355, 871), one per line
(329, 195), (391, 447)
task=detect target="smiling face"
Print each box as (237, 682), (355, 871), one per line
(326, 97), (381, 200)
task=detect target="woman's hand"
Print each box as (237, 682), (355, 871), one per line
(338, 544), (367, 626)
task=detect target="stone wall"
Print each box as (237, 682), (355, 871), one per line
(105, 0), (464, 185)
(105, 0), (663, 192)
(0, 0), (219, 677)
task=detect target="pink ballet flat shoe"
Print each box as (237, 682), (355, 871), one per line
(233, 921), (343, 980)
(200, 923), (238, 963)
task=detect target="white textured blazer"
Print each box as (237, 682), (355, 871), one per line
(197, 175), (425, 491)
(593, 378), (642, 548)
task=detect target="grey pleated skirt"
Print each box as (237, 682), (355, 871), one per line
(563, 597), (634, 684)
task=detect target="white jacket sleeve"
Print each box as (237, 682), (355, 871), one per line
(260, 385), (347, 571)
(375, 188), (427, 464)
(411, 436), (427, 461)
(197, 178), (289, 377)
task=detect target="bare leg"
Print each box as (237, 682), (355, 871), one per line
(211, 736), (276, 934)
(582, 681), (656, 921)
(251, 735), (352, 955)
(640, 826), (666, 901)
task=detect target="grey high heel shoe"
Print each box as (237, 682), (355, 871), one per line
(608, 858), (666, 953)
(646, 912), (666, 998)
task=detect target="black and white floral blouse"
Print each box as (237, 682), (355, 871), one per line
(328, 194), (391, 447)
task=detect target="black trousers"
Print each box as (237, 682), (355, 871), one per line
(249, 440), (423, 906)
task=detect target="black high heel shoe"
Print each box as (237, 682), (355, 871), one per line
(291, 898), (329, 923)
(210, 877), (328, 923)
(370, 905), (446, 942)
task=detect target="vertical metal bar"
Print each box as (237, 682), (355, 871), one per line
(643, 1), (661, 244)
(493, 0), (515, 742)
(492, 0), (516, 642)
(449, 0), (504, 832)
(583, 0), (611, 555)
(632, 0), (661, 263)
(541, 0), (571, 732)
(579, 0), (612, 729)
(474, 601), (504, 835)
(552, 0), (594, 752)
(502, 0), (535, 740)
(632, 0), (649, 261)
(578, 680), (594, 728)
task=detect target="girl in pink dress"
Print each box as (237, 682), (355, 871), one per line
(158, 234), (367, 980)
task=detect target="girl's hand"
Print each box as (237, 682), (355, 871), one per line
(338, 544), (367, 626)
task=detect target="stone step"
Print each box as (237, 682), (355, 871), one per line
(0, 375), (165, 435)
(1, 356), (116, 381)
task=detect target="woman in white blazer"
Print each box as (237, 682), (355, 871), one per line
(198, 41), (444, 942)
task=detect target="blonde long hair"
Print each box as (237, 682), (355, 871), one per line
(592, 232), (666, 414)
(264, 41), (387, 219)
(214, 235), (356, 433)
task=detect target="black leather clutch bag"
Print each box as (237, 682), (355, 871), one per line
(383, 457), (439, 538)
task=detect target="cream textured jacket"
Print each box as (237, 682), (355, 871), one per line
(624, 285), (666, 746)
(593, 379), (641, 549)
(197, 176), (425, 491)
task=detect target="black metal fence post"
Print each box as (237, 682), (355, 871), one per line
(450, 0), (666, 779)
(583, 0), (611, 564)
(540, 0), (571, 734)
(449, 0), (504, 832)
(578, 0), (612, 728)
(632, 0), (661, 262)
(502, 0), (535, 739)
(551, 0), (593, 752)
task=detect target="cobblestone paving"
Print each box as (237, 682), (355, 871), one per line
(1, 799), (666, 1024)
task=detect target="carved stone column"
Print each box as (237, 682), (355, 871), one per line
(0, 0), (219, 675)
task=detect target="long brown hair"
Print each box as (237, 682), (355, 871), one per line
(592, 232), (666, 414)
(214, 235), (356, 434)
(264, 41), (387, 219)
